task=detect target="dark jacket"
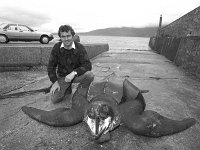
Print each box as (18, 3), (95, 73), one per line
(47, 41), (92, 83)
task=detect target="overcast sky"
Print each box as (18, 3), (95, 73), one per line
(0, 0), (199, 33)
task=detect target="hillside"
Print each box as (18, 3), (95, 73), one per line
(78, 27), (158, 37)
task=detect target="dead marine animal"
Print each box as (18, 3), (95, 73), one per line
(22, 79), (196, 143)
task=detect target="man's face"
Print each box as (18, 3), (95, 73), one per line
(60, 31), (74, 48)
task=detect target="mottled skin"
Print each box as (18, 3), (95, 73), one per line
(22, 79), (196, 143)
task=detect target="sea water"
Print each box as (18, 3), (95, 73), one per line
(79, 35), (150, 50)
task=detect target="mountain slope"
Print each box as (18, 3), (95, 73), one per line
(78, 27), (158, 37)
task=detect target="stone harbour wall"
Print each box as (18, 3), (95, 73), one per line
(159, 6), (200, 37)
(149, 36), (200, 78)
(175, 36), (200, 77)
(149, 5), (200, 78)
(0, 43), (109, 71)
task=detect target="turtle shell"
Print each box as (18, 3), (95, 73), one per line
(88, 78), (124, 104)
(84, 78), (125, 135)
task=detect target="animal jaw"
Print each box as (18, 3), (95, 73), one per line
(84, 102), (115, 139)
(84, 115), (112, 139)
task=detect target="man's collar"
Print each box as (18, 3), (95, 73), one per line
(60, 42), (75, 49)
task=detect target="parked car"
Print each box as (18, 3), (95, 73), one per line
(0, 23), (54, 44)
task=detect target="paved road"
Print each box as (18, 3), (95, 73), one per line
(0, 48), (200, 150)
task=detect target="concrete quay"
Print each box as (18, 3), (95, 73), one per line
(0, 43), (109, 71)
(0, 48), (200, 150)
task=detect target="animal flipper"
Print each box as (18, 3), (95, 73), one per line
(122, 79), (140, 100)
(22, 106), (83, 127)
(22, 80), (91, 127)
(120, 109), (196, 137)
(120, 79), (146, 110)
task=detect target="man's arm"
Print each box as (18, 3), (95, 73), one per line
(47, 44), (59, 83)
(74, 44), (92, 76)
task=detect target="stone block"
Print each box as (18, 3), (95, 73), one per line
(0, 46), (41, 67)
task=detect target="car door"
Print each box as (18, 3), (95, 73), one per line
(17, 25), (33, 40)
(4, 24), (20, 40)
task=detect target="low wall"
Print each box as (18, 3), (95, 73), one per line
(149, 36), (200, 78)
(0, 43), (109, 71)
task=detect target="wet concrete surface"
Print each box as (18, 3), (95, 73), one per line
(0, 49), (200, 150)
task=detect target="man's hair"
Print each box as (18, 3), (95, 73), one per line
(58, 25), (75, 37)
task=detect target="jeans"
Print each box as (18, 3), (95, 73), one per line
(51, 71), (94, 103)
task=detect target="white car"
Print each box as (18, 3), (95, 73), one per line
(0, 23), (54, 44)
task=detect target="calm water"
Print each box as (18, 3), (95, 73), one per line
(79, 35), (150, 50)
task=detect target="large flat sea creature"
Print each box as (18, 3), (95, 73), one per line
(22, 79), (196, 143)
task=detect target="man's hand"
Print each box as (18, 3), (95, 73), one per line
(50, 81), (60, 95)
(65, 71), (77, 82)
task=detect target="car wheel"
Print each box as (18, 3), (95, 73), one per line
(40, 36), (49, 44)
(0, 35), (9, 43)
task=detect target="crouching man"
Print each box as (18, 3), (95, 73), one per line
(47, 25), (94, 103)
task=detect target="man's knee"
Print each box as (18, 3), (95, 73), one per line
(73, 71), (94, 86)
(51, 93), (71, 104)
(85, 71), (94, 82)
(51, 94), (63, 104)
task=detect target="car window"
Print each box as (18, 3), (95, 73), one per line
(7, 25), (18, 31)
(0, 23), (7, 29)
(18, 25), (30, 31)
